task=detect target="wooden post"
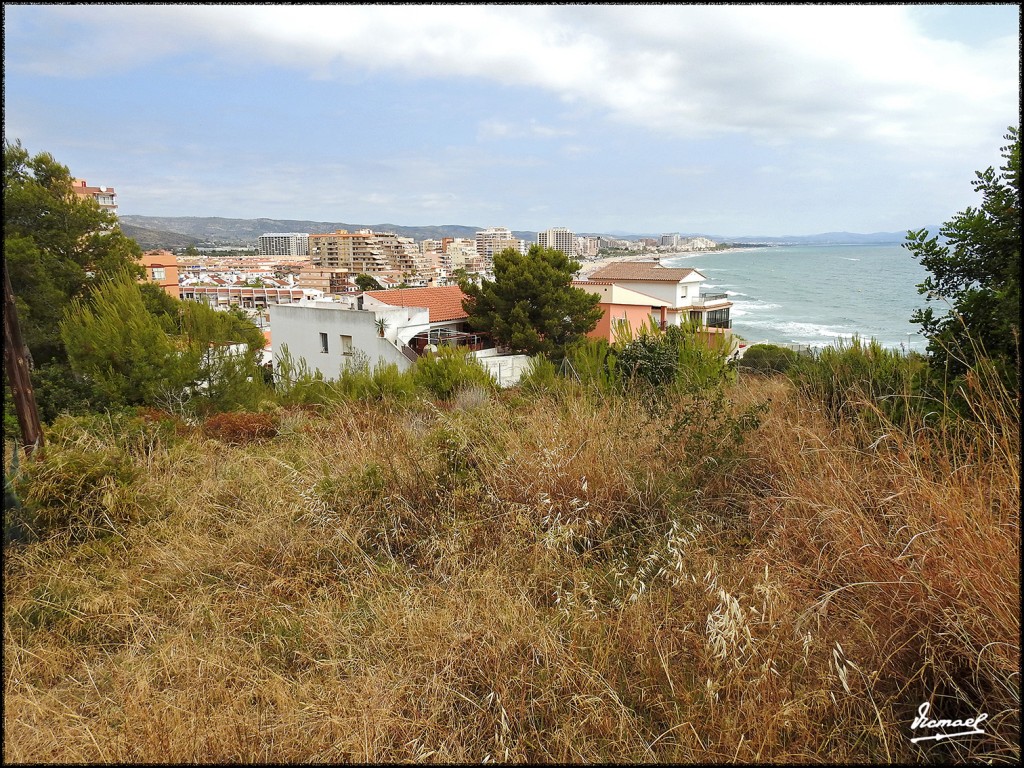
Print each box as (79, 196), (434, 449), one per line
(4, 268), (45, 456)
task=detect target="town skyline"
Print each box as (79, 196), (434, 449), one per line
(4, 5), (1019, 236)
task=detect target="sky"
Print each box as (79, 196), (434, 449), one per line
(3, 4), (1019, 237)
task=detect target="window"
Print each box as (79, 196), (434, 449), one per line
(319, 332), (329, 353)
(340, 334), (353, 355)
(151, 267), (166, 280)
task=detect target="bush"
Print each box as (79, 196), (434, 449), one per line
(12, 444), (145, 539)
(788, 336), (938, 427)
(517, 355), (563, 396)
(616, 321), (734, 394)
(202, 412), (279, 445)
(411, 346), (496, 401)
(738, 343), (799, 374)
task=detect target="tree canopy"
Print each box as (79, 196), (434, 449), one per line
(903, 126), (1020, 385)
(4, 140), (268, 420)
(4, 140), (144, 367)
(459, 245), (602, 357)
(355, 273), (384, 292)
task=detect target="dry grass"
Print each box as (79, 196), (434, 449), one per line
(4, 376), (1019, 763)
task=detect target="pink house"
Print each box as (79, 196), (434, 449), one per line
(576, 261), (733, 343)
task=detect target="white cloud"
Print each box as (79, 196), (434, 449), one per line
(477, 119), (574, 141)
(10, 5), (1016, 156)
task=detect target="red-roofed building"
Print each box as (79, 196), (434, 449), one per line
(362, 286), (468, 323)
(361, 286), (480, 355)
(270, 286), (488, 377)
(578, 260), (733, 341)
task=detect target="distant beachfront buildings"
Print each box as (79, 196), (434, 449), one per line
(660, 233), (717, 251)
(308, 229), (430, 279)
(476, 227), (529, 260)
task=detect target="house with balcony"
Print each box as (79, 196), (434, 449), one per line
(269, 285), (533, 385)
(270, 286), (481, 375)
(577, 261), (733, 342)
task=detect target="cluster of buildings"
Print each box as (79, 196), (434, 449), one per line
(84, 179), (732, 387)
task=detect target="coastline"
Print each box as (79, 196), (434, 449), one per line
(574, 248), (750, 279)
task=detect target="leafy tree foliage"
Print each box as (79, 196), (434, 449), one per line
(4, 140), (147, 422)
(355, 273), (384, 292)
(4, 140), (144, 367)
(60, 272), (269, 414)
(60, 271), (188, 406)
(459, 245), (602, 357)
(4, 140), (269, 419)
(903, 127), (1020, 385)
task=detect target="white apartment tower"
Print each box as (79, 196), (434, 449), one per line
(476, 226), (528, 259)
(259, 233), (310, 257)
(537, 227), (576, 258)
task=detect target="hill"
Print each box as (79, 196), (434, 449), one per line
(118, 215), (537, 246)
(118, 223), (201, 250)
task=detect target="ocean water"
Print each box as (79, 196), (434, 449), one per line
(662, 243), (931, 351)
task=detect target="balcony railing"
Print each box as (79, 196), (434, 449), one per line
(685, 292), (730, 307)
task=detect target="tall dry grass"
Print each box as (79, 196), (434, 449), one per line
(3, 372), (1019, 763)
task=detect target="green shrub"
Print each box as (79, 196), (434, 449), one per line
(517, 355), (562, 396)
(738, 343), (800, 374)
(616, 321), (734, 394)
(13, 444), (145, 539)
(411, 346), (496, 400)
(274, 346), (344, 407)
(566, 339), (621, 392)
(788, 336), (938, 427)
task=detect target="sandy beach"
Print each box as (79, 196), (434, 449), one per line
(575, 248), (747, 279)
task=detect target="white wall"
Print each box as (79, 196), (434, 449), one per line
(473, 350), (533, 387)
(270, 303), (414, 378)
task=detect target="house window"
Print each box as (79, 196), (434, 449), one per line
(319, 332), (329, 353)
(151, 267), (166, 280)
(679, 285), (687, 297)
(340, 334), (353, 355)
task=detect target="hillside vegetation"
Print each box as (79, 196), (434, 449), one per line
(4, 347), (1018, 763)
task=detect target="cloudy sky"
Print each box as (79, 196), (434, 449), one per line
(3, 4), (1019, 236)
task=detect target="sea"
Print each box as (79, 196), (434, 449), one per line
(661, 243), (932, 351)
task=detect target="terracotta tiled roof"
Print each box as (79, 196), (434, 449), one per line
(365, 285), (469, 322)
(589, 262), (697, 282)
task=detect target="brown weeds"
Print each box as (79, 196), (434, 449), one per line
(4, 376), (1019, 763)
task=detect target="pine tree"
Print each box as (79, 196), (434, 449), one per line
(460, 245), (603, 357)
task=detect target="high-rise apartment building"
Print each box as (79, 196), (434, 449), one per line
(660, 233), (680, 248)
(537, 227), (576, 258)
(308, 230), (430, 277)
(259, 233), (310, 257)
(475, 227), (528, 259)
(71, 179), (117, 215)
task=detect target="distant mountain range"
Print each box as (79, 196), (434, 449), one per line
(118, 215), (939, 249)
(118, 216), (535, 248)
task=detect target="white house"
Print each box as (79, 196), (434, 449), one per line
(583, 261), (733, 334)
(269, 286), (510, 380)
